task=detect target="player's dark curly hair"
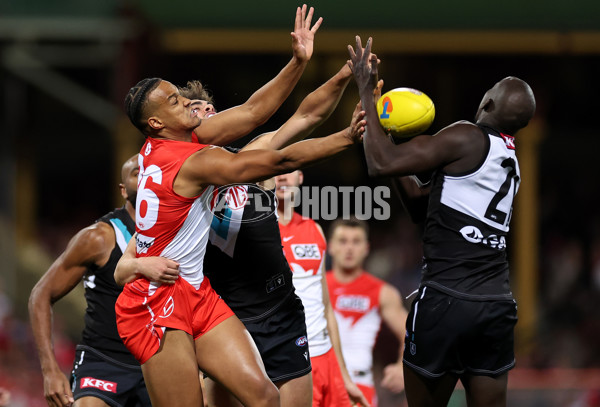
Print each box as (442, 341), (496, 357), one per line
(179, 80), (214, 104)
(328, 216), (370, 240)
(124, 77), (162, 134)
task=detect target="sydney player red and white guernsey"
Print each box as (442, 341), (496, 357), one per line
(326, 272), (384, 387)
(279, 212), (330, 357)
(134, 136), (214, 292)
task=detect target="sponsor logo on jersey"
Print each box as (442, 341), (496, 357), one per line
(459, 225), (506, 250)
(335, 295), (371, 312)
(144, 142), (152, 155)
(80, 377), (117, 393)
(209, 184), (275, 224)
(295, 336), (308, 347)
(291, 244), (321, 260)
(500, 133), (516, 150)
(135, 234), (155, 254)
(282, 235), (294, 242)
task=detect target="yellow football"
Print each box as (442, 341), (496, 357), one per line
(376, 87), (435, 139)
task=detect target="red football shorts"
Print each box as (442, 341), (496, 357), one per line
(115, 276), (234, 364)
(356, 383), (376, 407)
(311, 347), (351, 407)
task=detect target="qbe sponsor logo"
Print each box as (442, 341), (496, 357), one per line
(336, 295), (371, 312)
(291, 244), (321, 260)
(80, 377), (117, 393)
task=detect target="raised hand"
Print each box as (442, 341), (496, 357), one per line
(347, 36), (379, 96)
(291, 4), (323, 63)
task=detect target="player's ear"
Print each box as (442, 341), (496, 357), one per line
(119, 183), (127, 200)
(482, 98), (494, 112)
(297, 170), (304, 186)
(148, 116), (164, 130)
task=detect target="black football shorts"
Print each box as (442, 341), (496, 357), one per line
(403, 285), (518, 378)
(70, 345), (151, 407)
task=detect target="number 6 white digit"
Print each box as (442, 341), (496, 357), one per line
(136, 163), (162, 231)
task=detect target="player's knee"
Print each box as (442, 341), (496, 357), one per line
(247, 377), (279, 407)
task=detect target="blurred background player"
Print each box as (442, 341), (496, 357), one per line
(276, 171), (369, 407)
(348, 36), (536, 407)
(326, 217), (408, 407)
(28, 156), (150, 407)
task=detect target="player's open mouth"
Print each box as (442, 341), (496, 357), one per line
(205, 112), (216, 118)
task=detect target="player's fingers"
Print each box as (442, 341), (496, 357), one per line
(311, 16), (323, 33)
(294, 7), (301, 31)
(347, 45), (357, 60)
(354, 36), (363, 58)
(364, 37), (373, 60)
(360, 395), (371, 407)
(305, 5), (314, 27)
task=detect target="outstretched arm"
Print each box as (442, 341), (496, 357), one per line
(29, 223), (114, 407)
(177, 103), (365, 196)
(243, 64), (353, 151)
(194, 5), (323, 146)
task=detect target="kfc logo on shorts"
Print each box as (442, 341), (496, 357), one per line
(295, 336), (308, 347)
(291, 244), (321, 260)
(80, 377), (117, 393)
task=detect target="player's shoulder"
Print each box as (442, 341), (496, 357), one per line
(65, 221), (115, 259)
(361, 271), (386, 287)
(436, 120), (481, 138)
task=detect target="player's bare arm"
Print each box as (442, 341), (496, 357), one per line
(244, 64), (353, 151)
(114, 238), (180, 287)
(193, 5), (323, 146)
(348, 36), (481, 178)
(29, 222), (115, 407)
(378, 283), (409, 393)
(176, 105), (365, 196)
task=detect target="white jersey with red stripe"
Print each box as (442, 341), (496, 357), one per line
(133, 136), (214, 292)
(326, 271), (385, 386)
(279, 212), (330, 357)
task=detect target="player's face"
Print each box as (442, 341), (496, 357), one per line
(191, 99), (217, 119)
(148, 81), (200, 131)
(328, 226), (369, 270)
(274, 171), (302, 202)
(120, 158), (139, 208)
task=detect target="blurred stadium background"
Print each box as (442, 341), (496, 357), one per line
(1, 0), (599, 405)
